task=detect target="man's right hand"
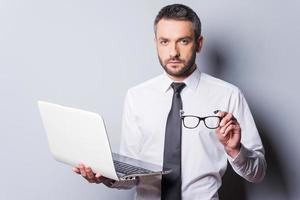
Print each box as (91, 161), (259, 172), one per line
(72, 163), (109, 184)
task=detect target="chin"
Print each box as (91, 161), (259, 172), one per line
(166, 69), (185, 77)
(165, 64), (195, 78)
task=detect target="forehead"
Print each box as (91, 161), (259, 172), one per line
(156, 19), (194, 39)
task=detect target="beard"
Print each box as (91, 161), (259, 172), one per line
(158, 50), (197, 78)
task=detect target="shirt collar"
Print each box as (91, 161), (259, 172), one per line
(161, 67), (201, 93)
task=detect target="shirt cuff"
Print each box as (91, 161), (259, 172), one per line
(227, 143), (249, 167)
(103, 177), (139, 189)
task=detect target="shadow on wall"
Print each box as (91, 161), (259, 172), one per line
(198, 39), (230, 82)
(249, 112), (291, 200)
(200, 39), (290, 200)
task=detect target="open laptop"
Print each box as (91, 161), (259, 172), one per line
(38, 101), (170, 181)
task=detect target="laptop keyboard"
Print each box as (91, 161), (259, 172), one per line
(113, 160), (154, 175)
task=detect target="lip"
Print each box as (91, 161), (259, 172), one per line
(168, 61), (182, 64)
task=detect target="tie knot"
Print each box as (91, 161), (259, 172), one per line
(171, 82), (186, 94)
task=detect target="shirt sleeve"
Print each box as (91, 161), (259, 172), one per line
(226, 89), (267, 183)
(120, 89), (143, 159)
(102, 177), (139, 190)
(105, 89), (142, 189)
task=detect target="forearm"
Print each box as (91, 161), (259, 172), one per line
(228, 144), (267, 183)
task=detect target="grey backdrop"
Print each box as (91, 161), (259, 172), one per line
(1, 0), (299, 199)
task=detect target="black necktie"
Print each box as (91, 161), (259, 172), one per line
(161, 82), (186, 200)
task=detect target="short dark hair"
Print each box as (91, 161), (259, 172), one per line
(154, 4), (202, 40)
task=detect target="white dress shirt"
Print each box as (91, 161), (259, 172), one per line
(114, 68), (266, 200)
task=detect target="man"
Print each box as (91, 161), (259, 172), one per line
(73, 4), (266, 200)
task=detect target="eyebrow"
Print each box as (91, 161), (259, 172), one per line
(158, 36), (193, 41)
(177, 36), (193, 41)
(158, 37), (169, 41)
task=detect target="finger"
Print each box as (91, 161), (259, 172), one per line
(79, 164), (86, 177)
(85, 166), (95, 180)
(219, 113), (234, 127)
(72, 167), (80, 174)
(95, 172), (101, 178)
(219, 120), (235, 134)
(83, 165), (98, 183)
(216, 121), (237, 144)
(82, 164), (91, 178)
(217, 111), (227, 118)
(216, 119), (233, 134)
(224, 124), (236, 136)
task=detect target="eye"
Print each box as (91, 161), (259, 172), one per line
(160, 40), (169, 46)
(180, 39), (190, 45)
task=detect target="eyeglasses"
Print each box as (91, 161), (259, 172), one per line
(180, 110), (222, 129)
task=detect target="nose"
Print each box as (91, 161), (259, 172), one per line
(169, 43), (180, 58)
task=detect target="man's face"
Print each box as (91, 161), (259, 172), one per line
(155, 19), (203, 80)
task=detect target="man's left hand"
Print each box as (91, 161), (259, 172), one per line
(216, 112), (241, 158)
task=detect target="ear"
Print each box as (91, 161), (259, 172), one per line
(196, 36), (204, 52)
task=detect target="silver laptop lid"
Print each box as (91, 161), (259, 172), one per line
(38, 101), (119, 181)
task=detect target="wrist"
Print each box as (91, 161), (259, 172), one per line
(225, 144), (241, 158)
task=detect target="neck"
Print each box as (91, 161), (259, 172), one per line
(168, 64), (197, 82)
